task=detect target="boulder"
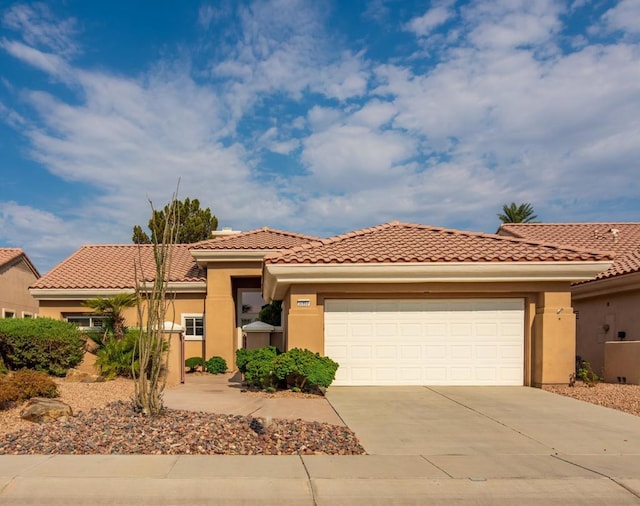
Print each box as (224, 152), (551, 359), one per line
(65, 368), (103, 383)
(21, 398), (73, 423)
(83, 337), (100, 354)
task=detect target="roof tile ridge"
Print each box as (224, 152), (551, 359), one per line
(256, 227), (321, 241)
(493, 234), (617, 258)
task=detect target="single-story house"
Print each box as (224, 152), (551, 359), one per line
(31, 222), (612, 387)
(0, 248), (40, 319)
(498, 222), (640, 377)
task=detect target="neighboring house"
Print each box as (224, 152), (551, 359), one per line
(498, 222), (640, 376)
(31, 222), (611, 387)
(0, 248), (40, 319)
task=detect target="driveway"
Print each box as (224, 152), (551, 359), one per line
(326, 386), (640, 483)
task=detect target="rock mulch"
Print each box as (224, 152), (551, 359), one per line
(0, 400), (364, 456)
(544, 382), (640, 417)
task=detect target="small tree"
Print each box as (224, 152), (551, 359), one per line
(497, 202), (538, 223)
(132, 197), (218, 244)
(132, 190), (180, 416)
(82, 293), (138, 341)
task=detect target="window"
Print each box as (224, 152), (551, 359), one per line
(2, 309), (15, 318)
(22, 312), (33, 318)
(65, 315), (106, 330)
(237, 289), (266, 327)
(183, 315), (204, 341)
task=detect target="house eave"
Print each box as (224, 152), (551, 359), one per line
(572, 270), (640, 300)
(30, 282), (207, 300)
(262, 261), (611, 301)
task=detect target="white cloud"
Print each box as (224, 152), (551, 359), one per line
(0, 40), (70, 77)
(2, 3), (79, 57)
(603, 0), (640, 35)
(405, 2), (456, 37)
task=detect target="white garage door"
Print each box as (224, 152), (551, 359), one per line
(324, 299), (524, 386)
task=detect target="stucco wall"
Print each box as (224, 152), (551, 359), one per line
(203, 261), (262, 369)
(282, 281), (575, 387)
(574, 290), (640, 377)
(0, 258), (39, 317)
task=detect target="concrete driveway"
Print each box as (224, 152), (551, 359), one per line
(326, 385), (640, 486)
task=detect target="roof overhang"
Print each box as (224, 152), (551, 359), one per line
(572, 270), (640, 300)
(30, 281), (207, 300)
(262, 261), (612, 301)
(191, 249), (276, 266)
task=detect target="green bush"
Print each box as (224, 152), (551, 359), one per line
(0, 318), (84, 376)
(577, 360), (599, 387)
(205, 356), (227, 374)
(185, 356), (205, 372)
(96, 329), (140, 379)
(0, 369), (59, 409)
(273, 348), (339, 391)
(241, 346), (279, 389)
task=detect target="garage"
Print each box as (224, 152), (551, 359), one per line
(324, 298), (525, 386)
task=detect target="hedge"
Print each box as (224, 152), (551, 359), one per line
(0, 318), (84, 376)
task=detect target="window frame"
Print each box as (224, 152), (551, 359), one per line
(65, 314), (106, 331)
(182, 314), (205, 341)
(2, 308), (15, 318)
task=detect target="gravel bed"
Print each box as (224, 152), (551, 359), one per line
(0, 378), (364, 455)
(543, 382), (640, 416)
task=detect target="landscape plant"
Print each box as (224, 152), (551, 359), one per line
(577, 360), (600, 387)
(240, 346), (279, 389)
(0, 318), (84, 376)
(205, 356), (227, 374)
(237, 346), (339, 392)
(83, 293), (138, 340)
(185, 356), (205, 372)
(272, 348), (339, 391)
(0, 369), (59, 409)
(96, 329), (140, 379)
(132, 189), (180, 416)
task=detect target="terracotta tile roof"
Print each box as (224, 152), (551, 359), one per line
(0, 248), (40, 277)
(0, 248), (24, 269)
(31, 244), (205, 290)
(498, 223), (640, 280)
(190, 227), (319, 250)
(265, 222), (613, 265)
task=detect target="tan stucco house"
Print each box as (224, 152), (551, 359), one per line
(499, 223), (640, 378)
(0, 248), (40, 319)
(31, 222), (611, 387)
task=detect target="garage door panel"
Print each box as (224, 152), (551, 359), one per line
(325, 298), (524, 386)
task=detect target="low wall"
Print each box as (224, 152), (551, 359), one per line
(604, 341), (640, 384)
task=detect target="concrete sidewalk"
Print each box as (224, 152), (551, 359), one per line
(2, 454), (640, 505)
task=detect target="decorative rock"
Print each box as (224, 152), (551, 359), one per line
(83, 337), (100, 354)
(20, 398), (73, 423)
(65, 368), (102, 383)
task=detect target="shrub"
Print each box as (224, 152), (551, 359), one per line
(0, 369), (59, 408)
(96, 329), (140, 379)
(241, 346), (279, 389)
(0, 318), (84, 376)
(185, 356), (205, 372)
(577, 360), (599, 387)
(273, 348), (339, 391)
(205, 356), (227, 375)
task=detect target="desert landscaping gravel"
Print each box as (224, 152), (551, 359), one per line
(543, 382), (640, 417)
(1, 378), (638, 455)
(0, 378), (364, 455)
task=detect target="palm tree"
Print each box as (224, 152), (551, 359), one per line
(83, 293), (138, 340)
(497, 202), (538, 223)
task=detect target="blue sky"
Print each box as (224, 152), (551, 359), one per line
(1, 0), (639, 273)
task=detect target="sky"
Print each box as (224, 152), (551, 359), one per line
(1, 0), (639, 273)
